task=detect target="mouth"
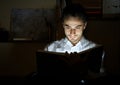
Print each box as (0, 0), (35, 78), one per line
(68, 35), (77, 38)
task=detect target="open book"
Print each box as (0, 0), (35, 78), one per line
(36, 45), (103, 79)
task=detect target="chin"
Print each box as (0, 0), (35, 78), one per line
(69, 39), (77, 43)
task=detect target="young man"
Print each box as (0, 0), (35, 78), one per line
(44, 4), (105, 74)
(45, 4), (96, 53)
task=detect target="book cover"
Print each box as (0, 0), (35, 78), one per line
(36, 45), (103, 78)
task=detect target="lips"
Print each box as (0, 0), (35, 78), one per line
(68, 35), (77, 40)
(69, 34), (77, 37)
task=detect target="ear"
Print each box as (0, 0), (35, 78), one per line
(84, 22), (87, 29)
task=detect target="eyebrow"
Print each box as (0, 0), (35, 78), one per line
(64, 24), (82, 27)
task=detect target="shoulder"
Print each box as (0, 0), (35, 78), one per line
(81, 37), (103, 51)
(82, 37), (97, 48)
(44, 38), (65, 51)
(49, 38), (65, 47)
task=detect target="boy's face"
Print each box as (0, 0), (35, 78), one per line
(63, 17), (87, 45)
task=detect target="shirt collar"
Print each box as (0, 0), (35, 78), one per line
(65, 38), (73, 47)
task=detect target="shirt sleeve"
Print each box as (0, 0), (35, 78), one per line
(44, 42), (56, 52)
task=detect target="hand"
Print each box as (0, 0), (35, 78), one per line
(64, 52), (79, 57)
(70, 52), (79, 57)
(68, 52), (80, 64)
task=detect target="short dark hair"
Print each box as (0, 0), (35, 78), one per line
(61, 4), (88, 23)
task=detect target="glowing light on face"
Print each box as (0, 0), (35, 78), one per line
(63, 17), (87, 45)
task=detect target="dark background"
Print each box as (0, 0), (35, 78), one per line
(0, 0), (120, 82)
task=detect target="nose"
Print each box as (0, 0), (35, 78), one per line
(70, 29), (76, 34)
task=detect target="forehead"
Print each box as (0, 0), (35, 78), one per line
(63, 16), (84, 25)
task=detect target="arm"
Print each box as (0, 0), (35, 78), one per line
(100, 51), (106, 74)
(44, 42), (56, 52)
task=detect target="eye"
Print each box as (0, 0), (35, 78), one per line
(76, 26), (81, 29)
(64, 25), (70, 29)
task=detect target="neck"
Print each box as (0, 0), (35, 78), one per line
(71, 42), (78, 46)
(70, 36), (84, 46)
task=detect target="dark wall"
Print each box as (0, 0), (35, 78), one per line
(0, 42), (47, 77)
(85, 20), (120, 74)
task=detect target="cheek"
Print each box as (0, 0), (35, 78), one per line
(76, 29), (83, 34)
(64, 29), (70, 34)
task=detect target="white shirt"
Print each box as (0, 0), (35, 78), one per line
(45, 36), (96, 53)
